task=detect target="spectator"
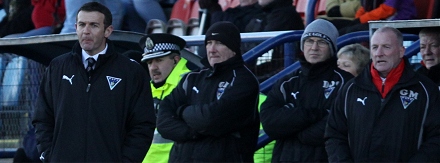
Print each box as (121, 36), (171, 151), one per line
(337, 43), (370, 76)
(320, 0), (361, 30)
(3, 0), (65, 38)
(32, 2), (155, 162)
(137, 33), (192, 163)
(0, 0), (34, 37)
(326, 26), (440, 162)
(416, 27), (440, 86)
(245, 0), (304, 82)
(121, 0), (167, 33)
(260, 19), (353, 162)
(338, 0), (416, 35)
(156, 21), (260, 162)
(60, 0), (124, 33)
(253, 0), (303, 32)
(199, 0), (263, 33)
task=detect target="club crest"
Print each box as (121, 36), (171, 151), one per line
(106, 76), (122, 90)
(146, 37), (154, 50)
(323, 80), (338, 99)
(399, 89), (418, 109)
(217, 81), (229, 100)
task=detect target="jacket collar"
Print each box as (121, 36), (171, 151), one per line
(298, 55), (337, 78)
(201, 54), (244, 78)
(72, 39), (116, 70)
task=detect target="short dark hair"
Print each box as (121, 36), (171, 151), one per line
(77, 2), (112, 29)
(419, 27), (440, 42)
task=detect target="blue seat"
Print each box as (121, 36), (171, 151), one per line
(1, 56), (28, 107)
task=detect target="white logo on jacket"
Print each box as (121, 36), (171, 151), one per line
(357, 97), (367, 105)
(217, 81), (229, 100)
(323, 80), (339, 99)
(192, 86), (199, 93)
(291, 91), (299, 99)
(62, 75), (74, 85)
(400, 89), (418, 109)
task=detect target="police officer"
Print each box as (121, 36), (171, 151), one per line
(138, 33), (191, 163)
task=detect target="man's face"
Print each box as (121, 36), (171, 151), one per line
(76, 11), (113, 56)
(370, 31), (404, 77)
(147, 55), (177, 83)
(206, 40), (236, 67)
(419, 33), (440, 69)
(337, 54), (358, 76)
(303, 37), (332, 64)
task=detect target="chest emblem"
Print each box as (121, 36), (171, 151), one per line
(217, 81), (229, 100)
(291, 91), (299, 99)
(106, 76), (122, 90)
(62, 75), (74, 85)
(357, 97), (367, 105)
(400, 89), (418, 109)
(323, 80), (339, 99)
(192, 86), (199, 93)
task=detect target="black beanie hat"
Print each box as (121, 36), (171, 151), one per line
(205, 21), (241, 55)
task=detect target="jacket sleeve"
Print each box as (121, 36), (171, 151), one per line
(122, 67), (156, 162)
(325, 85), (353, 162)
(32, 66), (54, 162)
(180, 69), (259, 137)
(339, 0), (361, 18)
(297, 115), (328, 146)
(259, 78), (324, 140)
(408, 85), (440, 162)
(325, 0), (340, 13)
(357, 3), (396, 23)
(157, 74), (204, 142)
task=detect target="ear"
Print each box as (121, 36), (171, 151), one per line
(104, 25), (114, 38)
(399, 46), (405, 58)
(173, 55), (181, 64)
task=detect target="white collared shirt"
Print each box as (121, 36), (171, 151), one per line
(82, 43), (108, 69)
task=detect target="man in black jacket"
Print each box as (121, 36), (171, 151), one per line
(157, 21), (260, 162)
(326, 26), (440, 162)
(260, 19), (353, 162)
(32, 2), (155, 162)
(416, 27), (440, 86)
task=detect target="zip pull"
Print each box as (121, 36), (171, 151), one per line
(86, 83), (91, 92)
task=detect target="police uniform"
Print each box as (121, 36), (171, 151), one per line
(139, 34), (191, 163)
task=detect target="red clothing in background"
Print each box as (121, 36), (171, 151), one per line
(31, 0), (65, 29)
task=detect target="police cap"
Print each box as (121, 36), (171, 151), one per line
(138, 33), (186, 62)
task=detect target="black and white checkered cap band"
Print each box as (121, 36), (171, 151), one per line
(144, 43), (180, 54)
(141, 51), (172, 62)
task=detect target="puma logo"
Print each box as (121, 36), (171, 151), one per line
(357, 97), (367, 105)
(62, 75), (74, 85)
(192, 86), (199, 93)
(291, 91), (299, 99)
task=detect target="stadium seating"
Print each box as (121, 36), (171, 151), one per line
(1, 56), (28, 107)
(414, 0), (438, 19)
(145, 19), (167, 34)
(169, 0), (195, 23)
(167, 19), (188, 36)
